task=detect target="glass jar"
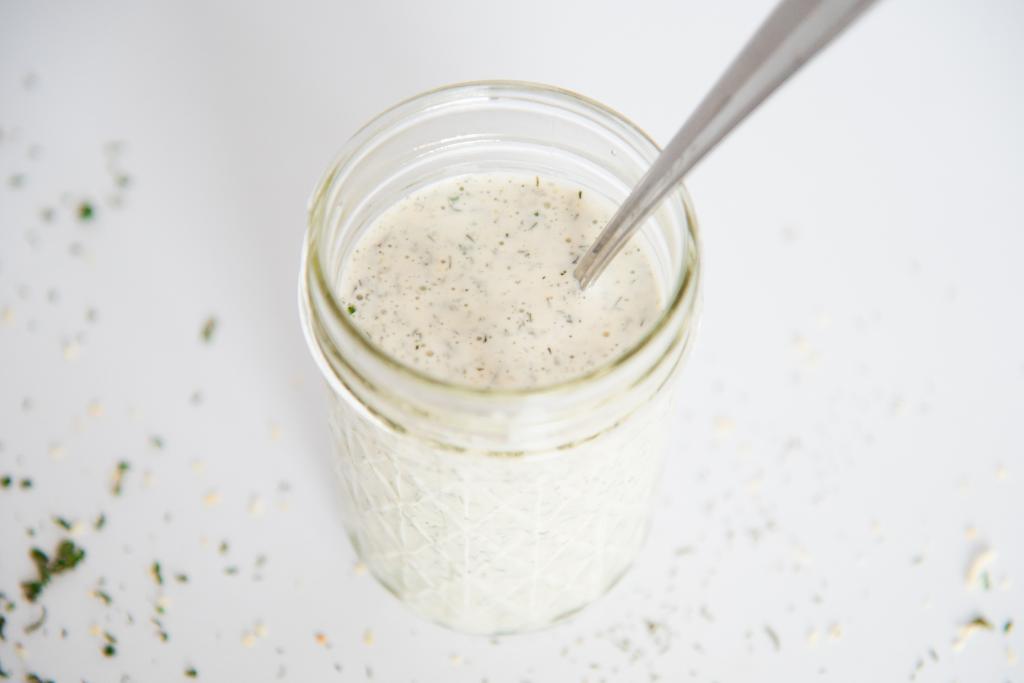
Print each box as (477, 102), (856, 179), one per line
(300, 82), (700, 635)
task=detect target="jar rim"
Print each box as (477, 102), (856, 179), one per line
(302, 80), (701, 399)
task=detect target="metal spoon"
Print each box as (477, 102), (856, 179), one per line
(574, 0), (878, 289)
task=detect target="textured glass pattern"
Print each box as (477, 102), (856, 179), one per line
(328, 390), (672, 634)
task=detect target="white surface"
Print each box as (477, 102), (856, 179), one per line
(1, 1), (1022, 681)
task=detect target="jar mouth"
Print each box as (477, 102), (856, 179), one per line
(302, 80), (701, 399)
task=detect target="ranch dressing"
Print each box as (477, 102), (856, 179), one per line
(338, 173), (662, 388)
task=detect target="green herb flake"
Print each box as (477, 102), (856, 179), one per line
(19, 478), (32, 490)
(77, 201), (95, 221)
(200, 316), (217, 343)
(0, 614), (6, 641)
(26, 674), (54, 683)
(94, 513), (107, 530)
(112, 461), (131, 496)
(347, 305), (356, 315)
(174, 572), (189, 584)
(1005, 619), (1014, 634)
(102, 643), (116, 657)
(24, 606), (47, 634)
(578, 190), (583, 199)
(20, 539), (86, 602)
(151, 561), (164, 586)
(53, 517), (72, 531)
(1, 475), (11, 488)
(93, 589), (113, 606)
(185, 667), (198, 678)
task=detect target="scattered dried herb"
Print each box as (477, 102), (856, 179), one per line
(20, 539), (86, 602)
(150, 435), (165, 449)
(53, 516), (72, 531)
(151, 561), (164, 585)
(94, 513), (107, 530)
(24, 606), (47, 634)
(184, 666), (198, 678)
(347, 305), (356, 315)
(77, 201), (94, 221)
(93, 589), (112, 606)
(200, 317), (217, 343)
(112, 460), (130, 496)
(152, 617), (170, 642)
(19, 478), (32, 490)
(0, 475), (10, 488)
(174, 573), (189, 584)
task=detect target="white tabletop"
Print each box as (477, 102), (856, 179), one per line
(1, 1), (1022, 681)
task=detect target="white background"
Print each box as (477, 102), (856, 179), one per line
(1, 1), (1022, 681)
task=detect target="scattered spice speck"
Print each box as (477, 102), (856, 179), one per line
(77, 201), (95, 221)
(314, 631), (329, 647)
(200, 316), (217, 343)
(953, 616), (993, 652)
(362, 629), (375, 646)
(151, 561), (164, 585)
(965, 548), (996, 589)
(202, 491), (222, 508)
(62, 340), (81, 361)
(111, 461), (130, 496)
(21, 539), (86, 602)
(248, 495), (266, 518)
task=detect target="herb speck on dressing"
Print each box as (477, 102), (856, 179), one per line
(337, 173), (661, 388)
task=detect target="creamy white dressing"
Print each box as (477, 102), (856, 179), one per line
(338, 173), (661, 388)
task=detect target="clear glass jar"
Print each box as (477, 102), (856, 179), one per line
(300, 82), (700, 635)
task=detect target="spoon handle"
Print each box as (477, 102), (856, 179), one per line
(574, 0), (877, 289)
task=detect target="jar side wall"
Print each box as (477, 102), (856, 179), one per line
(328, 365), (679, 634)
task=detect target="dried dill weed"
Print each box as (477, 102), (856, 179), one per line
(337, 173), (662, 389)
